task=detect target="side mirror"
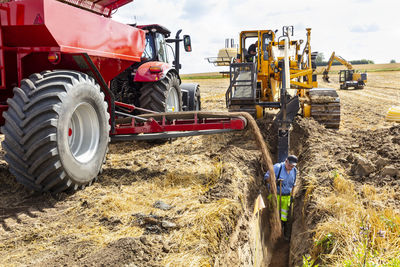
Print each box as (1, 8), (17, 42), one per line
(183, 35), (192, 52)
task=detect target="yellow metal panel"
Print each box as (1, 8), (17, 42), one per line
(256, 105), (264, 119)
(304, 104), (311, 117)
(353, 73), (361, 80)
(290, 69), (313, 79)
(290, 80), (313, 89)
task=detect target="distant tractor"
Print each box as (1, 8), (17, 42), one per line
(0, 0), (245, 192)
(322, 52), (368, 89)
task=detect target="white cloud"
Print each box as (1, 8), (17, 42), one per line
(112, 0), (400, 73)
(350, 24), (380, 33)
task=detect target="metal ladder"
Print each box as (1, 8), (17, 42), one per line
(225, 62), (257, 115)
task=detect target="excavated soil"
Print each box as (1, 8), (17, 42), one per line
(0, 70), (399, 266)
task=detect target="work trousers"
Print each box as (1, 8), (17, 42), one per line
(268, 194), (291, 222)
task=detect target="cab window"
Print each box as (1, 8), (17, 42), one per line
(263, 33), (273, 60)
(155, 33), (168, 63)
(143, 34), (154, 60)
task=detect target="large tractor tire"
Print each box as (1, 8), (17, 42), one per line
(191, 86), (201, 111)
(139, 72), (182, 112)
(1, 70), (110, 193)
(181, 83), (201, 111)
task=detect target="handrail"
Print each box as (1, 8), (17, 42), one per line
(58, 0), (111, 16)
(225, 62), (257, 108)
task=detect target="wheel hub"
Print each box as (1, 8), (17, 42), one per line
(166, 87), (179, 112)
(68, 103), (100, 163)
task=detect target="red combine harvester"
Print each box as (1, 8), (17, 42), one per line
(0, 0), (246, 192)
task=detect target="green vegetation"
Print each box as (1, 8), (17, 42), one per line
(315, 53), (325, 65)
(181, 75), (228, 80)
(316, 66), (400, 75)
(315, 52), (375, 66)
(302, 255), (319, 267)
(316, 59), (374, 66)
(364, 68), (400, 73)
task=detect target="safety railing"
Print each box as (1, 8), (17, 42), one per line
(225, 62), (257, 108)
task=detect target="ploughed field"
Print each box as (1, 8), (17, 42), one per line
(0, 69), (399, 266)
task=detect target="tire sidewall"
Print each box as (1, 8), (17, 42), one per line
(57, 82), (109, 184)
(195, 87), (201, 111)
(181, 83), (201, 111)
(166, 74), (182, 112)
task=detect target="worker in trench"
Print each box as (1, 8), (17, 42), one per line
(264, 155), (298, 239)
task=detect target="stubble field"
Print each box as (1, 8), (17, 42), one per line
(0, 66), (399, 266)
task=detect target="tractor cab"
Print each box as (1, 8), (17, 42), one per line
(137, 25), (171, 63)
(136, 24), (192, 72)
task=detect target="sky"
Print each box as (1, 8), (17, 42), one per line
(113, 0), (400, 74)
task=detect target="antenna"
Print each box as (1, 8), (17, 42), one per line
(132, 15), (137, 26)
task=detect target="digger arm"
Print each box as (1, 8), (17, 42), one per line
(322, 52), (353, 82)
(323, 52), (336, 74)
(333, 55), (353, 70)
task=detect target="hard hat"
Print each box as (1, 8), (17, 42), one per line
(287, 155), (298, 166)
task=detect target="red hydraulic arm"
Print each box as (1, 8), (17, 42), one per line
(112, 102), (247, 141)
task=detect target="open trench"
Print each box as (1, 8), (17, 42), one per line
(213, 117), (311, 267)
(217, 118), (400, 266)
(215, 71), (400, 266)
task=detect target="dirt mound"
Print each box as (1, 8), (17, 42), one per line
(262, 71), (400, 265)
(44, 236), (167, 266)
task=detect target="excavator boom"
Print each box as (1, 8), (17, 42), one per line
(323, 51), (353, 82)
(322, 51), (367, 89)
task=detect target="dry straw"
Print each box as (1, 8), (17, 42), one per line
(309, 171), (400, 265)
(139, 110), (282, 241)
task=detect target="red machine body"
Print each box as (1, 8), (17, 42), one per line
(0, 0), (247, 192)
(0, 0), (145, 87)
(134, 61), (173, 82)
(0, 0), (246, 134)
(0, 0), (146, 126)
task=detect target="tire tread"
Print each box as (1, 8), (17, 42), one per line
(2, 70), (109, 192)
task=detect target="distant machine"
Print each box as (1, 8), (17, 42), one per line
(322, 52), (368, 90)
(206, 38), (238, 67)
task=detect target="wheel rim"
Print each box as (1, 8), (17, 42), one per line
(195, 95), (200, 111)
(166, 87), (179, 112)
(68, 103), (100, 163)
